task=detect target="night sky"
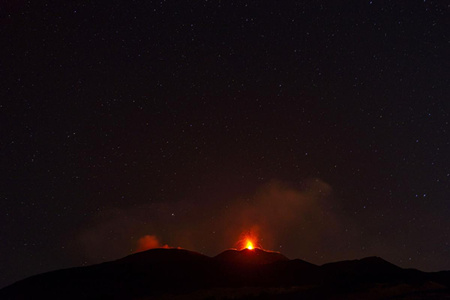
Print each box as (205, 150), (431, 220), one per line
(1, 0), (449, 288)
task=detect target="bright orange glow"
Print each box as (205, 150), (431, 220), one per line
(237, 229), (260, 250)
(245, 240), (254, 250)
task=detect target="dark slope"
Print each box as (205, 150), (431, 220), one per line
(1, 248), (450, 299)
(116, 247), (212, 264)
(213, 249), (320, 287)
(214, 248), (289, 265)
(321, 256), (402, 273)
(320, 256), (428, 285)
(321, 256), (403, 281)
(0, 248), (215, 300)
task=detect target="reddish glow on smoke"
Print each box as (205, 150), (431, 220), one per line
(135, 235), (169, 252)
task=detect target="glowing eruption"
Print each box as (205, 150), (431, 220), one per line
(245, 240), (254, 250)
(237, 229), (260, 250)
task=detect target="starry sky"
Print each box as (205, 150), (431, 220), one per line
(1, 0), (449, 288)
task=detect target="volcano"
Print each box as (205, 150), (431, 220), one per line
(1, 248), (450, 299)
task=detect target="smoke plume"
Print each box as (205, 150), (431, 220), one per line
(77, 179), (364, 265)
(135, 235), (169, 252)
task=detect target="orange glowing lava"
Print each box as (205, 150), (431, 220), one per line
(237, 230), (260, 250)
(245, 240), (254, 250)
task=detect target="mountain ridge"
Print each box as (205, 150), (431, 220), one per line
(214, 248), (289, 265)
(1, 248), (449, 299)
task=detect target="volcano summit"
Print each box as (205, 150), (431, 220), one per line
(215, 248), (289, 265)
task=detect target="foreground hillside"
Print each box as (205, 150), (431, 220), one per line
(1, 248), (449, 299)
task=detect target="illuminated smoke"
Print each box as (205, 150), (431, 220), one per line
(78, 178), (363, 265)
(136, 235), (159, 252)
(135, 235), (170, 252)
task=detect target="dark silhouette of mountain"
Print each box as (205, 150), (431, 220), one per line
(1, 248), (450, 299)
(321, 256), (405, 282)
(117, 247), (212, 264)
(215, 248), (289, 265)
